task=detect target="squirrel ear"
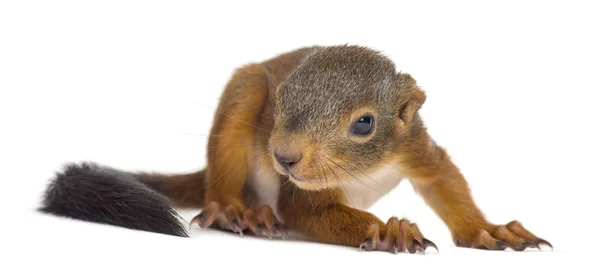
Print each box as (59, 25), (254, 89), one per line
(395, 73), (426, 128)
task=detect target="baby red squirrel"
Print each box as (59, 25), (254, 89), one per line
(40, 45), (551, 253)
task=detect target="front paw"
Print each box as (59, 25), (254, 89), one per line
(455, 220), (552, 251)
(190, 202), (286, 239)
(359, 217), (437, 254)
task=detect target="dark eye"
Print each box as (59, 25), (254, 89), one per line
(351, 115), (374, 136)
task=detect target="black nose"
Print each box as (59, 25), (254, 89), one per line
(274, 151), (302, 169)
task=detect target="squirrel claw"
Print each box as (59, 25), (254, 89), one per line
(359, 237), (375, 251)
(230, 219), (243, 236)
(536, 239), (553, 250)
(189, 214), (204, 230)
(408, 239), (422, 253)
(422, 238), (439, 253)
(359, 217), (436, 255)
(454, 221), (552, 251)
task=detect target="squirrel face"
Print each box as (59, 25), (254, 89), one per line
(269, 45), (426, 191)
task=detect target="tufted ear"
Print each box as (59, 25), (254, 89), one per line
(395, 73), (426, 128)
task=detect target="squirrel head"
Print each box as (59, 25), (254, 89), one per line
(269, 45), (426, 191)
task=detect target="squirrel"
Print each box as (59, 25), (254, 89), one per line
(39, 45), (552, 254)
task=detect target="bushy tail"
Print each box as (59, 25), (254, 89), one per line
(39, 162), (205, 237)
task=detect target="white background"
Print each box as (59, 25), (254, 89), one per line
(1, 0), (598, 268)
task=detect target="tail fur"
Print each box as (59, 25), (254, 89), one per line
(39, 162), (205, 237)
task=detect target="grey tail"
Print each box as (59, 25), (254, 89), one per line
(39, 162), (205, 237)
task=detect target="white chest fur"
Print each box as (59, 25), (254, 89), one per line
(341, 165), (404, 210)
(251, 166), (284, 222)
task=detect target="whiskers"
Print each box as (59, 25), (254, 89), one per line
(316, 157), (340, 208)
(165, 101), (273, 178)
(178, 133), (271, 140)
(317, 154), (409, 209)
(320, 155), (355, 208)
